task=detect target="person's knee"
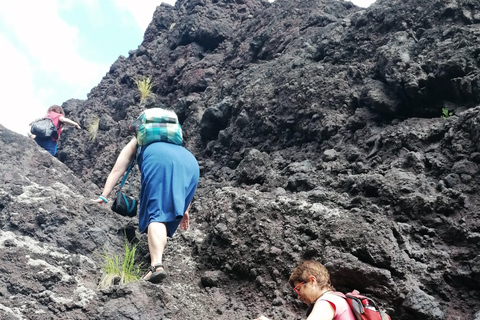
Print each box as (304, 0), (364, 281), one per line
(148, 221), (167, 234)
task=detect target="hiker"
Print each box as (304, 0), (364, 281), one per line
(253, 260), (356, 320)
(93, 136), (199, 283)
(30, 105), (81, 156)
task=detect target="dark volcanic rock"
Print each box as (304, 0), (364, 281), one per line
(2, 0), (480, 319)
(0, 125), (251, 319)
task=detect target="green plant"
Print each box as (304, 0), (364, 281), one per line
(134, 76), (153, 103)
(88, 118), (99, 141)
(99, 241), (143, 289)
(441, 107), (453, 120)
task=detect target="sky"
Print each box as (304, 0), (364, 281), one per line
(0, 0), (376, 136)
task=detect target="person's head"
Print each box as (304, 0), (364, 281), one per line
(288, 260), (334, 306)
(47, 105), (65, 116)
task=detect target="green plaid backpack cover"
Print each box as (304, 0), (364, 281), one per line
(129, 108), (183, 146)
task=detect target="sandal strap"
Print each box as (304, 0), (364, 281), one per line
(149, 263), (163, 272)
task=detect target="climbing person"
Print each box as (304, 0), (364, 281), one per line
(93, 128), (199, 283)
(253, 260), (356, 320)
(30, 105), (81, 156)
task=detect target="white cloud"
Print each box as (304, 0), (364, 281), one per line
(350, 0), (376, 7)
(0, 34), (43, 135)
(0, 1), (109, 135)
(115, 0), (176, 31)
(1, 1), (107, 87)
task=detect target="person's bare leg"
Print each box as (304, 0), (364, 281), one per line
(144, 222), (167, 278)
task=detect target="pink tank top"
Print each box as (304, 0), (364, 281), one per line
(45, 111), (62, 141)
(318, 292), (356, 320)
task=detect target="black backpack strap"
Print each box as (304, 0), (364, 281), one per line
(118, 154), (136, 194)
(135, 143), (141, 162)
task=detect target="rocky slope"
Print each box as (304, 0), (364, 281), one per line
(1, 0), (480, 319)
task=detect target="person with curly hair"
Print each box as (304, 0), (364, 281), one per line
(254, 260), (355, 320)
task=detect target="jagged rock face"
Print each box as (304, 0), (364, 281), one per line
(2, 0), (480, 319)
(0, 125), (118, 318)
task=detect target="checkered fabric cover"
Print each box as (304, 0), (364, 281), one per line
(142, 108), (179, 124)
(135, 108), (183, 146)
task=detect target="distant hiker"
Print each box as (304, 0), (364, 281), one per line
(30, 105), (81, 156)
(253, 260), (356, 320)
(93, 119), (199, 283)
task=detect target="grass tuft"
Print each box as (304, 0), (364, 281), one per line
(88, 118), (99, 141)
(99, 241), (143, 289)
(134, 76), (153, 103)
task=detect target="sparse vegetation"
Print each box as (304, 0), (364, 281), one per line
(99, 241), (143, 289)
(134, 76), (153, 103)
(88, 118), (99, 141)
(441, 107), (453, 120)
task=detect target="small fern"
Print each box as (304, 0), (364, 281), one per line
(88, 118), (99, 141)
(134, 76), (153, 103)
(441, 107), (453, 120)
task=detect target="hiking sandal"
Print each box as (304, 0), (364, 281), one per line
(144, 263), (167, 283)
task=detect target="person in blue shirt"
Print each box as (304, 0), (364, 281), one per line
(94, 137), (199, 283)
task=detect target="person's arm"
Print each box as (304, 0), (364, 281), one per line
(59, 116), (81, 129)
(93, 138), (137, 204)
(307, 300), (335, 320)
(252, 301), (334, 320)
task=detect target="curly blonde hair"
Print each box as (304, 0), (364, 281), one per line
(288, 260), (334, 291)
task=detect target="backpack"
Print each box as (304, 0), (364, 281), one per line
(129, 108), (183, 146)
(333, 290), (391, 320)
(30, 117), (57, 139)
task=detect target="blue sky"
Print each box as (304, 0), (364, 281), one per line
(0, 0), (375, 136)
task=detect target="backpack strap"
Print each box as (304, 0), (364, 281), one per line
(45, 112), (60, 129)
(331, 291), (362, 320)
(345, 291), (383, 313)
(118, 154), (137, 195)
(135, 143), (141, 163)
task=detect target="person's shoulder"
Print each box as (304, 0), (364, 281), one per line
(321, 292), (348, 305)
(321, 292), (356, 320)
(47, 111), (62, 117)
(311, 299), (335, 319)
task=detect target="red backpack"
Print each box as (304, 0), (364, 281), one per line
(332, 290), (392, 320)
